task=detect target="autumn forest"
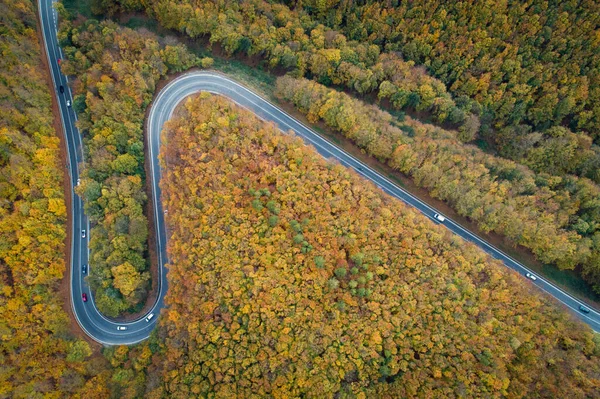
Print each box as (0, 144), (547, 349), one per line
(158, 93), (600, 397)
(2, 0), (600, 397)
(95, 0), (600, 295)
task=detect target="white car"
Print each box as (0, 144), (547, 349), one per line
(145, 313), (154, 322)
(433, 213), (446, 222)
(66, 100), (71, 107)
(116, 326), (127, 331)
(526, 272), (537, 281)
(77, 178), (80, 186)
(81, 230), (86, 238)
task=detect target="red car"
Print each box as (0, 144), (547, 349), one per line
(82, 293), (88, 302)
(57, 58), (61, 65)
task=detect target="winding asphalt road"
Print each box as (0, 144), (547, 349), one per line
(40, 0), (159, 345)
(41, 1), (599, 345)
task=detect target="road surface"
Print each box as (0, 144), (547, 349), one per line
(40, 1), (600, 345)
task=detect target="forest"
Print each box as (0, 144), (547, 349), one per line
(57, 17), (208, 316)
(290, 0), (600, 181)
(88, 0), (600, 296)
(96, 0), (600, 185)
(2, 0), (600, 396)
(95, 0), (478, 135)
(275, 76), (600, 293)
(0, 0), (93, 395)
(157, 93), (600, 398)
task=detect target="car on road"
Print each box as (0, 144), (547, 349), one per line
(433, 213), (446, 222)
(57, 58), (61, 65)
(579, 305), (591, 314)
(116, 326), (127, 331)
(59, 85), (64, 93)
(66, 100), (71, 107)
(81, 229), (86, 238)
(145, 313), (155, 322)
(82, 293), (88, 302)
(82, 264), (87, 274)
(77, 178), (80, 186)
(526, 272), (537, 281)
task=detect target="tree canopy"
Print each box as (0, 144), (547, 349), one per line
(292, 0), (600, 183)
(275, 76), (600, 294)
(96, 0), (600, 185)
(0, 0), (92, 395)
(156, 93), (600, 397)
(86, 0), (600, 299)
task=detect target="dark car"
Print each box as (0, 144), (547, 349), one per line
(82, 293), (88, 302)
(579, 305), (591, 314)
(59, 85), (64, 93)
(82, 264), (87, 274)
(57, 58), (61, 65)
